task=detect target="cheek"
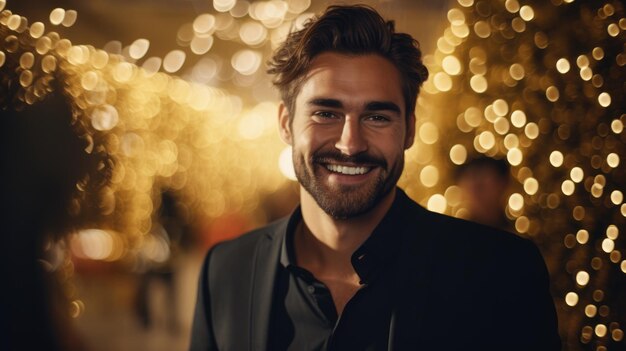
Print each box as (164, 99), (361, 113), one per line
(378, 132), (408, 158)
(295, 125), (336, 151)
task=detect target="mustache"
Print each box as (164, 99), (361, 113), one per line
(312, 151), (387, 168)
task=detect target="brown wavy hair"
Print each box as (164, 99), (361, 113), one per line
(267, 4), (429, 119)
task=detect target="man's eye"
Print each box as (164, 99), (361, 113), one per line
(366, 114), (390, 122)
(314, 111), (337, 119)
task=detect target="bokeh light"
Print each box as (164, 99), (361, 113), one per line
(1, 1), (624, 350)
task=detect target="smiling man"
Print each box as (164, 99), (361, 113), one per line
(190, 5), (560, 351)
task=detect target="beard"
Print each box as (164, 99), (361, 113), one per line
(293, 148), (404, 219)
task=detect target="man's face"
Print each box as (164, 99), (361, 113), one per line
(278, 52), (415, 219)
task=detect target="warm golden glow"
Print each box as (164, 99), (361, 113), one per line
(508, 193), (524, 211)
(570, 167), (584, 183)
(503, 134), (519, 150)
(507, 148), (523, 166)
(519, 5), (534, 21)
(469, 75), (487, 92)
(606, 225), (619, 240)
(129, 39), (150, 60)
(427, 194), (447, 213)
(611, 191), (623, 205)
(602, 239), (615, 253)
(511, 17), (526, 33)
(505, 0), (520, 13)
(561, 180), (575, 196)
(510, 110), (526, 128)
(419, 122), (439, 144)
(433, 72), (453, 92)
(524, 123), (539, 139)
(62, 10), (78, 27)
(513, 216), (528, 233)
(494, 117), (509, 135)
(606, 153), (620, 168)
(240, 21), (268, 46)
(612, 119), (624, 133)
(442, 55), (462, 75)
(549, 151), (564, 167)
(449, 144), (467, 165)
(585, 304), (597, 318)
(509, 63), (525, 80)
(231, 49), (262, 75)
(49, 8), (65, 25)
(592, 47), (605, 60)
(464, 107), (482, 127)
(457, 0), (474, 7)
(613, 329), (624, 342)
(473, 21), (491, 38)
(214, 0), (236, 13)
(598, 92), (611, 107)
(492, 99), (509, 116)
(556, 58), (570, 73)
(163, 50), (186, 73)
(595, 324), (608, 338)
(607, 23), (620, 37)
(478, 131), (495, 150)
(577, 230), (589, 244)
(420, 165), (439, 188)
(523, 177), (538, 195)
(546, 86), (559, 102)
(2, 3), (624, 345)
(565, 292), (579, 306)
(447, 8), (466, 25)
(451, 24), (470, 38)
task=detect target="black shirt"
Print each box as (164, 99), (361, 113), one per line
(267, 197), (404, 351)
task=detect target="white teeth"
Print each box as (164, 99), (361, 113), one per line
(326, 164), (370, 175)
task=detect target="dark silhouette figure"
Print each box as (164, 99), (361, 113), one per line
(1, 91), (98, 351)
(456, 156), (511, 231)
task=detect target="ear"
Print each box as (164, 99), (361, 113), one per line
(278, 102), (293, 145)
(404, 112), (416, 149)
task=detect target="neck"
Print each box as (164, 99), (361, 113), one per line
(295, 187), (396, 273)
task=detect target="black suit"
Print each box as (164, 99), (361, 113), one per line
(190, 189), (561, 350)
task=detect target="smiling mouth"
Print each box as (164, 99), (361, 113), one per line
(325, 164), (372, 175)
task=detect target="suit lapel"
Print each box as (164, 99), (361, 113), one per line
(388, 190), (437, 349)
(249, 219), (288, 351)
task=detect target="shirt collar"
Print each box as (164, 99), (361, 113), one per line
(279, 205), (302, 268)
(279, 188), (409, 284)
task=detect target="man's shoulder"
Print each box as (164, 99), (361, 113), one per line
(209, 216), (288, 259)
(399, 192), (536, 255)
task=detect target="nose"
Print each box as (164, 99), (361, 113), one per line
(335, 117), (367, 156)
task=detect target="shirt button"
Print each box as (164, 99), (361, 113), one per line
(307, 285), (315, 293)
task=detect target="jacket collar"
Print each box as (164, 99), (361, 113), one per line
(249, 216), (288, 351)
(248, 187), (436, 350)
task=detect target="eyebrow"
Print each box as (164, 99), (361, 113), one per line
(307, 98), (343, 108)
(365, 101), (401, 114)
(307, 98), (402, 114)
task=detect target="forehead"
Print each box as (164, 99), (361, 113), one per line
(295, 52), (405, 112)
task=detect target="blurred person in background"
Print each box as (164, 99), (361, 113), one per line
(1, 91), (91, 351)
(189, 4), (560, 350)
(456, 156), (512, 231)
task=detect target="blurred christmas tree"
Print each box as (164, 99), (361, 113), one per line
(417, 0), (625, 349)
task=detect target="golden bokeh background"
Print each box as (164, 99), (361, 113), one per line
(1, 0), (624, 350)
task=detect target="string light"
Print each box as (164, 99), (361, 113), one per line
(413, 1), (625, 349)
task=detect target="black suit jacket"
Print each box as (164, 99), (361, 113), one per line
(190, 189), (561, 350)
